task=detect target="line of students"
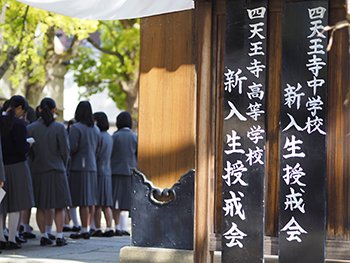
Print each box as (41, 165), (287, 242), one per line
(0, 95), (137, 252)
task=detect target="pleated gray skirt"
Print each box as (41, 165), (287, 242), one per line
(0, 161), (35, 213)
(111, 174), (131, 211)
(69, 171), (97, 206)
(32, 170), (72, 209)
(96, 174), (113, 207)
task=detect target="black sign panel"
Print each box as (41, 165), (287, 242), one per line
(222, 0), (267, 262)
(279, 2), (328, 263)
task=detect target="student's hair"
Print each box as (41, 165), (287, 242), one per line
(35, 105), (40, 120)
(2, 95), (28, 138)
(26, 106), (36, 125)
(116, 111), (132, 130)
(40, 98), (56, 127)
(74, 101), (94, 127)
(1, 100), (10, 112)
(67, 118), (76, 133)
(93, 112), (109, 132)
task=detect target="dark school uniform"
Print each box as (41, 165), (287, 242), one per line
(27, 118), (72, 209)
(0, 115), (35, 213)
(96, 131), (113, 207)
(68, 122), (100, 206)
(110, 127), (138, 211)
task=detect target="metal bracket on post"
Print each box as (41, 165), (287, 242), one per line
(131, 168), (195, 250)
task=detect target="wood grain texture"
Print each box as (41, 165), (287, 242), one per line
(138, 10), (196, 190)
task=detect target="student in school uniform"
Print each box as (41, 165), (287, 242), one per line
(110, 111), (137, 236)
(91, 112), (114, 237)
(0, 95), (35, 250)
(69, 101), (100, 239)
(0, 127), (5, 254)
(27, 98), (72, 246)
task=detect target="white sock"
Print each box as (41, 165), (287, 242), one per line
(46, 225), (52, 235)
(24, 223), (32, 233)
(68, 208), (80, 227)
(81, 227), (88, 234)
(116, 224), (121, 231)
(63, 224), (71, 228)
(90, 217), (95, 230)
(41, 232), (48, 239)
(105, 227), (113, 232)
(120, 212), (129, 231)
(8, 212), (20, 243)
(56, 232), (63, 239)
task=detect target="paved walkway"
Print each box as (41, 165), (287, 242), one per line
(0, 208), (131, 263)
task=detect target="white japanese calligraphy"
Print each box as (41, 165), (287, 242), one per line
(245, 146), (264, 166)
(246, 102), (264, 121)
(283, 135), (306, 159)
(281, 216), (308, 242)
(248, 42), (265, 56)
(246, 59), (265, 78)
(247, 7), (266, 20)
(225, 130), (245, 155)
(223, 222), (247, 248)
(222, 160), (248, 187)
(307, 76), (325, 96)
(223, 191), (246, 220)
(306, 96), (323, 116)
(247, 125), (265, 144)
(284, 187), (306, 213)
(248, 22), (265, 40)
(225, 101), (247, 121)
(224, 68), (247, 94)
(308, 7), (326, 19)
(284, 83), (305, 110)
(283, 163), (306, 187)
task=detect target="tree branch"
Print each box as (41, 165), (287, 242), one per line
(0, 5), (29, 79)
(87, 36), (125, 65)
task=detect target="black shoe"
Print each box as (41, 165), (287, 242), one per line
(40, 237), (53, 246)
(89, 229), (95, 235)
(70, 232), (90, 239)
(0, 241), (6, 249)
(6, 241), (21, 249)
(16, 236), (27, 243)
(115, 230), (123, 236)
(22, 232), (36, 239)
(4, 235), (8, 241)
(91, 230), (102, 237)
(120, 230), (130, 236)
(48, 233), (56, 240)
(102, 230), (114, 237)
(19, 225), (24, 232)
(71, 226), (81, 232)
(56, 237), (68, 246)
(63, 226), (72, 232)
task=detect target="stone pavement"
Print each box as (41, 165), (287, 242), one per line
(0, 208), (131, 263)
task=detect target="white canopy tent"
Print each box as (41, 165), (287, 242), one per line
(16, 0), (195, 20)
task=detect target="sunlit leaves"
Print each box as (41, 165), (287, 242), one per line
(69, 19), (140, 110)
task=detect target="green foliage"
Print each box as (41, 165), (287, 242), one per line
(0, 0), (98, 99)
(68, 19), (140, 110)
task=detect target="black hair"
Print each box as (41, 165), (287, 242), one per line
(116, 111), (132, 130)
(74, 101), (94, 127)
(35, 105), (40, 119)
(40, 98), (56, 127)
(93, 112), (109, 132)
(2, 95), (28, 138)
(67, 118), (76, 133)
(1, 100), (10, 112)
(26, 106), (36, 124)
